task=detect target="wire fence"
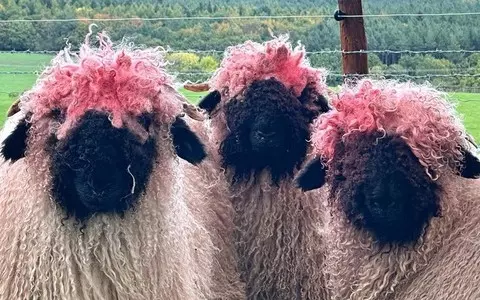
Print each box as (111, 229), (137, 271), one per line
(1, 70), (479, 77)
(1, 61), (479, 93)
(2, 49), (480, 55)
(1, 70), (478, 95)
(1, 11), (479, 97)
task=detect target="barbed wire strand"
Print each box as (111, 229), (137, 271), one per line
(343, 12), (480, 18)
(2, 70), (479, 78)
(1, 49), (480, 55)
(0, 11), (479, 23)
(1, 15), (330, 23)
(1, 64), (476, 74)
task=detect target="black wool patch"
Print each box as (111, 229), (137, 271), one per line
(295, 157), (327, 191)
(459, 150), (480, 179)
(330, 133), (440, 246)
(220, 78), (314, 184)
(198, 90), (222, 114)
(171, 116), (206, 165)
(49, 111), (157, 220)
(1, 118), (30, 162)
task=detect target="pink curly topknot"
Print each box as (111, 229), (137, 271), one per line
(22, 31), (182, 139)
(210, 35), (328, 100)
(311, 79), (469, 178)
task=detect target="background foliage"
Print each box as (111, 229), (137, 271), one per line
(1, 0), (479, 88)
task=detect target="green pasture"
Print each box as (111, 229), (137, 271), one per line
(0, 53), (478, 141)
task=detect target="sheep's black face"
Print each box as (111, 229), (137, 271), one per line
(48, 111), (157, 220)
(297, 136), (480, 246)
(330, 134), (440, 245)
(218, 78), (327, 183)
(1, 108), (206, 221)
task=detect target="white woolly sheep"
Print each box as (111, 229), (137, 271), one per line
(297, 79), (480, 300)
(0, 32), (244, 300)
(196, 36), (331, 300)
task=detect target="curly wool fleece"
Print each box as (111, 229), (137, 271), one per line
(0, 32), (244, 300)
(210, 35), (328, 101)
(307, 79), (480, 300)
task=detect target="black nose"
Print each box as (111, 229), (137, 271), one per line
(50, 111), (157, 220)
(257, 130), (276, 139)
(360, 174), (430, 244)
(364, 175), (409, 220)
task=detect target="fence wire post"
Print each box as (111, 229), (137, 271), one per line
(336, 0), (369, 83)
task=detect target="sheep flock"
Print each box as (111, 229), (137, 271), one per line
(0, 30), (479, 300)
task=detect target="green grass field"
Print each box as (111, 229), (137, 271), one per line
(1, 53), (479, 140)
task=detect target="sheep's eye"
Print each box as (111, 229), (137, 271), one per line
(51, 108), (65, 123)
(137, 113), (153, 130)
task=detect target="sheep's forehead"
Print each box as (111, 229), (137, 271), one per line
(210, 35), (328, 101)
(38, 55), (166, 109)
(312, 80), (467, 176)
(20, 48), (183, 133)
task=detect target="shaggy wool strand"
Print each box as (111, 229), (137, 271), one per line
(395, 179), (480, 300)
(179, 116), (246, 300)
(229, 170), (328, 300)
(312, 79), (468, 179)
(209, 35), (328, 101)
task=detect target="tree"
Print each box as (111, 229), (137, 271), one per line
(167, 52), (200, 71)
(199, 56), (218, 72)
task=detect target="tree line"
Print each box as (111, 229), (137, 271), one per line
(1, 0), (479, 89)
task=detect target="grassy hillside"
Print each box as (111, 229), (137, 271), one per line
(0, 52), (478, 141)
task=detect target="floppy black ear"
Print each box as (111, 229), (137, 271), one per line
(171, 116), (207, 165)
(295, 157), (327, 191)
(1, 117), (30, 162)
(459, 150), (480, 179)
(198, 90), (221, 114)
(313, 94), (331, 113)
(298, 86), (331, 114)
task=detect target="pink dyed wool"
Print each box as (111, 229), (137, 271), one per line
(210, 35), (328, 100)
(312, 79), (469, 178)
(22, 32), (182, 139)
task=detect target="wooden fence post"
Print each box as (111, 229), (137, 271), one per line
(336, 0), (368, 82)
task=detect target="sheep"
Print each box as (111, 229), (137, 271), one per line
(196, 36), (331, 300)
(0, 31), (244, 300)
(296, 79), (480, 300)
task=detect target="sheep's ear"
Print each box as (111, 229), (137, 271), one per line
(298, 87), (331, 113)
(1, 117), (30, 162)
(458, 150), (480, 179)
(198, 91), (221, 114)
(295, 157), (327, 191)
(171, 116), (207, 165)
(6, 99), (20, 118)
(313, 94), (331, 113)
